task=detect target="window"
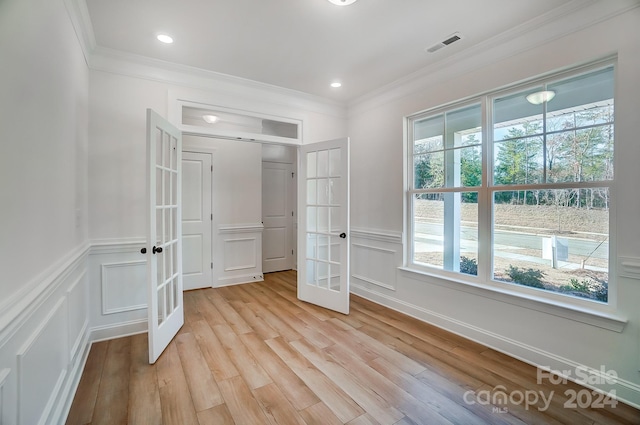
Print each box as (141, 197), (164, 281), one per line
(407, 62), (614, 304)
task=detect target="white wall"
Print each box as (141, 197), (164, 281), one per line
(348, 6), (640, 407)
(0, 0), (90, 423)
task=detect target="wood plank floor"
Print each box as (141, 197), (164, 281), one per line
(66, 271), (640, 425)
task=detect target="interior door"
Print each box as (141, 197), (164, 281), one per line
(146, 109), (184, 364)
(182, 151), (213, 290)
(298, 138), (350, 314)
(262, 161), (294, 273)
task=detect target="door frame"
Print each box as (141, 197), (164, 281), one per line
(182, 150), (214, 290)
(262, 160), (296, 273)
(181, 142), (218, 287)
(176, 129), (350, 312)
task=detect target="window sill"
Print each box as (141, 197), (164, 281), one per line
(398, 266), (627, 333)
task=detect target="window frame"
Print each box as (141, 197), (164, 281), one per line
(403, 58), (618, 315)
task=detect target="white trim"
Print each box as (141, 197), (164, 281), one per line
(350, 281), (640, 409)
(350, 227), (403, 244)
(89, 319), (148, 342)
(100, 261), (148, 315)
(398, 267), (626, 332)
(89, 47), (345, 118)
(16, 297), (67, 425)
(216, 274), (264, 287)
(618, 257), (640, 280)
(0, 367), (9, 424)
(53, 331), (91, 425)
(351, 274), (395, 291)
(89, 238), (146, 255)
(218, 223), (264, 234)
(62, 0), (96, 64)
(65, 270), (88, 363)
(0, 243), (89, 347)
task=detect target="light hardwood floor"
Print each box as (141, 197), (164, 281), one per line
(66, 271), (640, 425)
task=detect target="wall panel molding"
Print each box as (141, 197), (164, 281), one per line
(17, 298), (68, 425)
(223, 238), (258, 272)
(0, 243), (89, 347)
(0, 368), (9, 425)
(89, 319), (148, 343)
(350, 228), (402, 292)
(66, 271), (88, 363)
(350, 227), (403, 245)
(100, 261), (147, 315)
(89, 238), (146, 255)
(219, 223), (264, 234)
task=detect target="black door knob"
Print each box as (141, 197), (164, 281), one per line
(339, 232), (347, 239)
(152, 246), (163, 254)
(140, 247), (147, 254)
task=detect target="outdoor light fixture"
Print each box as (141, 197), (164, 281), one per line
(327, 0), (358, 5)
(202, 114), (218, 124)
(526, 90), (556, 105)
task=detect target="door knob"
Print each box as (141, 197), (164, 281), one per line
(152, 246), (163, 254)
(339, 232), (347, 239)
(140, 247), (147, 254)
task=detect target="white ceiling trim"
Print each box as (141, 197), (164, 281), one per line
(63, 0), (347, 118)
(348, 0), (638, 114)
(63, 0), (95, 65)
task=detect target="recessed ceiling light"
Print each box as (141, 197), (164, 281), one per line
(202, 114), (218, 124)
(157, 34), (174, 44)
(330, 82), (342, 88)
(526, 90), (556, 105)
(327, 0), (358, 5)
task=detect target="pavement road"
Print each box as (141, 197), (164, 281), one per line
(414, 221), (608, 261)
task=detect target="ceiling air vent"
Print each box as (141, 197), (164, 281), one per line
(426, 32), (463, 53)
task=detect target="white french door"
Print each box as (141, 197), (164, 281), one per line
(146, 109), (184, 364)
(298, 138), (350, 314)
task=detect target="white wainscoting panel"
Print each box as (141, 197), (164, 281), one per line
(17, 298), (68, 425)
(100, 260), (147, 315)
(217, 224), (263, 286)
(350, 228), (403, 292)
(0, 368), (10, 425)
(224, 238), (257, 271)
(0, 244), (89, 425)
(88, 240), (148, 343)
(66, 271), (88, 363)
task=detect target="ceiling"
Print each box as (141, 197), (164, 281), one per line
(84, 0), (591, 103)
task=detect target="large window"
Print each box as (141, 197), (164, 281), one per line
(407, 63), (614, 304)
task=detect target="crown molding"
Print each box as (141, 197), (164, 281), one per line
(63, 0), (96, 65)
(62, 0), (346, 118)
(87, 46), (346, 118)
(348, 0), (639, 115)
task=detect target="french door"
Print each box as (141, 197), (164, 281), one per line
(298, 138), (350, 314)
(146, 109), (184, 363)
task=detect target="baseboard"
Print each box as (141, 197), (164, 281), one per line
(90, 318), (148, 342)
(216, 274), (264, 287)
(350, 281), (640, 410)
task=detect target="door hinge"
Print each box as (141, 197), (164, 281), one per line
(292, 250), (294, 255)
(291, 172), (295, 178)
(211, 262), (213, 269)
(211, 165), (213, 172)
(211, 213), (213, 220)
(292, 211), (294, 217)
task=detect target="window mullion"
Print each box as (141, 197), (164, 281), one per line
(478, 95), (492, 282)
